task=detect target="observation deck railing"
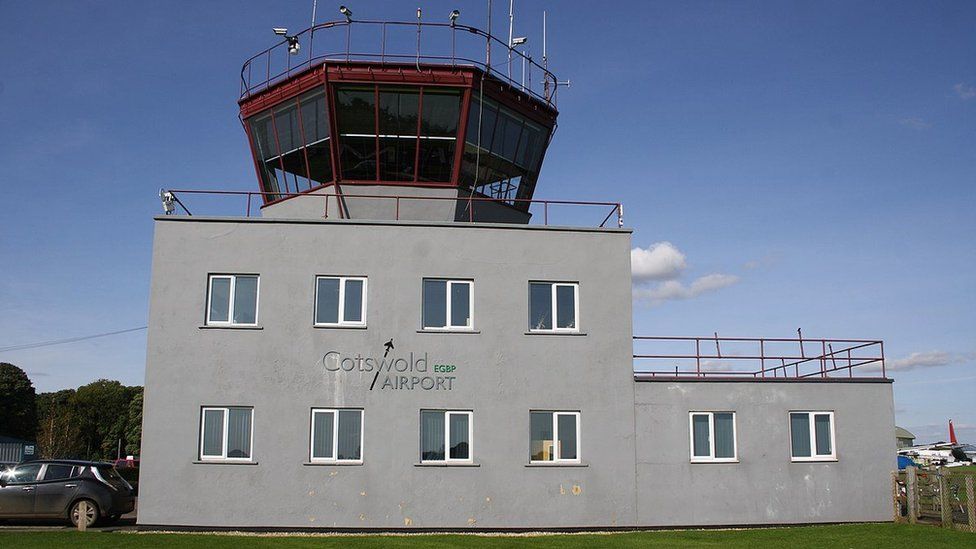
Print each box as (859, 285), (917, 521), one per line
(240, 19), (560, 106)
(163, 189), (624, 229)
(633, 334), (887, 380)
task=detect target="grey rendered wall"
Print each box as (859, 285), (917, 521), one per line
(260, 186), (532, 225)
(634, 380), (895, 526)
(260, 185), (459, 222)
(140, 217), (636, 529)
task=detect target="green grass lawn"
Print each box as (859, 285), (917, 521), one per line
(0, 523), (973, 549)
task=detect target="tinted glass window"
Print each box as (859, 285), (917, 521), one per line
(448, 413), (470, 460)
(343, 279), (364, 323)
(555, 285), (576, 329)
(815, 414), (832, 455)
(42, 464), (75, 481)
(315, 277), (340, 324)
(202, 408), (225, 456)
(423, 280), (447, 328)
(692, 414), (710, 457)
(232, 276), (258, 325)
(420, 411), (445, 461)
(208, 277), (231, 323)
(530, 411), (553, 461)
(337, 410), (362, 461)
(248, 88), (332, 197)
(9, 463), (42, 483)
(226, 408), (252, 459)
(378, 89), (419, 181)
(311, 410), (334, 459)
(336, 87), (377, 180)
(791, 413), (811, 458)
(95, 465), (124, 482)
(557, 414), (578, 460)
(460, 97), (551, 207)
(529, 283), (552, 330)
(450, 282), (470, 327)
(714, 413), (735, 459)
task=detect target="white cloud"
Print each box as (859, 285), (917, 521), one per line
(899, 117), (931, 130)
(954, 83), (976, 100)
(634, 273), (739, 305)
(868, 350), (975, 372)
(631, 242), (687, 282)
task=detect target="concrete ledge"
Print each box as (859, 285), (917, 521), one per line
(413, 462), (480, 467)
(198, 325), (264, 330)
(302, 461), (364, 466)
(192, 461), (259, 465)
(525, 462), (589, 468)
(416, 330), (481, 334)
(154, 215), (633, 235)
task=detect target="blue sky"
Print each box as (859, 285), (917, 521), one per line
(0, 1), (973, 444)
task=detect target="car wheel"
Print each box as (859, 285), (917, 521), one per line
(69, 499), (99, 528)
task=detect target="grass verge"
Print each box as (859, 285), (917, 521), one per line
(0, 523), (974, 548)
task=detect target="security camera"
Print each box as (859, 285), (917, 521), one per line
(339, 6), (352, 21)
(449, 10), (460, 25)
(511, 36), (527, 47)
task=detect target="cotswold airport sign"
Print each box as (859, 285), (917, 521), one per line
(322, 351), (457, 391)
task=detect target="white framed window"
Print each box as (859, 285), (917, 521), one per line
(528, 282), (579, 332)
(310, 408), (363, 463)
(529, 411), (580, 463)
(314, 276), (367, 326)
(689, 412), (737, 462)
(199, 407), (253, 461)
(420, 410), (472, 463)
(422, 279), (473, 330)
(206, 274), (259, 326)
(790, 411), (836, 461)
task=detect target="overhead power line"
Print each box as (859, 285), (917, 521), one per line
(0, 326), (147, 353)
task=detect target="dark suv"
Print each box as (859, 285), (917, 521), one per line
(0, 460), (135, 527)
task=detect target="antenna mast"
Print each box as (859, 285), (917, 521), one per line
(508, 0), (514, 79)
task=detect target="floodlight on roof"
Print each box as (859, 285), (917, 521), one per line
(272, 27), (288, 36)
(510, 36), (527, 47)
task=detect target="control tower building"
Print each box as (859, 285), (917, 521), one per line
(139, 14), (894, 530)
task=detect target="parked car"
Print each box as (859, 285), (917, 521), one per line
(0, 460), (135, 527)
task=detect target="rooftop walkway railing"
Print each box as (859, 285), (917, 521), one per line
(161, 189), (624, 229)
(633, 333), (887, 380)
(241, 19), (561, 106)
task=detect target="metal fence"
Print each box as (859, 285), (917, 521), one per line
(241, 19), (561, 107)
(633, 332), (887, 380)
(163, 188), (624, 228)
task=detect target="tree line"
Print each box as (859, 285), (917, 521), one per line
(0, 362), (142, 460)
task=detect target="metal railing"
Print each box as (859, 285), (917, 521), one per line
(240, 19), (561, 106)
(633, 333), (886, 380)
(163, 189), (624, 228)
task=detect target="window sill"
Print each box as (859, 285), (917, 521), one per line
(313, 325), (368, 330)
(193, 460), (259, 465)
(302, 461), (364, 466)
(524, 331), (586, 336)
(791, 457), (838, 463)
(525, 462), (588, 467)
(417, 329), (481, 334)
(198, 325), (263, 330)
(414, 462), (480, 467)
(690, 459), (739, 464)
